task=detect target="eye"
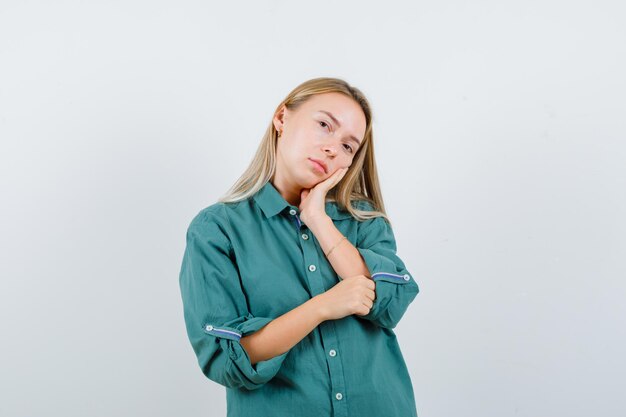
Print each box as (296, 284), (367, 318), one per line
(319, 120), (331, 131)
(343, 143), (354, 153)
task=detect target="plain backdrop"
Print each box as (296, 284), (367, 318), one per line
(1, 1), (624, 416)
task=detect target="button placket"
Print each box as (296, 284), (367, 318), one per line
(299, 222), (348, 417)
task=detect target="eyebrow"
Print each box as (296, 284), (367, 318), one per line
(318, 110), (362, 147)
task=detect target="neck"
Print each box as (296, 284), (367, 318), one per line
(270, 173), (301, 207)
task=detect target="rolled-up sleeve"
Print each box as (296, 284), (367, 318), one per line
(355, 209), (420, 329)
(179, 208), (289, 390)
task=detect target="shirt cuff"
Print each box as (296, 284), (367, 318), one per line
(202, 315), (289, 390)
(357, 247), (419, 329)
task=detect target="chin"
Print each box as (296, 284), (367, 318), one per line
(290, 165), (326, 189)
(300, 179), (320, 189)
(296, 174), (323, 189)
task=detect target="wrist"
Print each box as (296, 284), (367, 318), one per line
(306, 213), (332, 231)
(308, 295), (329, 323)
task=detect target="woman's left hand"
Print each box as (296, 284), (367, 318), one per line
(299, 167), (349, 228)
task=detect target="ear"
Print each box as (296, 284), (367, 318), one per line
(273, 105), (287, 133)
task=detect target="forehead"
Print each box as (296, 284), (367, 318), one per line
(302, 92), (360, 114)
(300, 92), (366, 132)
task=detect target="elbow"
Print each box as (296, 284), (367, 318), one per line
(199, 350), (265, 390)
(198, 348), (246, 390)
(197, 337), (287, 391)
(240, 335), (260, 366)
(375, 308), (410, 330)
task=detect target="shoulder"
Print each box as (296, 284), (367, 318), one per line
(326, 198), (376, 217)
(189, 203), (222, 225)
(191, 199), (248, 222)
(188, 199), (254, 236)
(352, 199), (377, 212)
(350, 199), (388, 224)
(187, 202), (237, 238)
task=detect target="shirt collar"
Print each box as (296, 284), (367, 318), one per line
(253, 181), (353, 220)
(253, 181), (290, 219)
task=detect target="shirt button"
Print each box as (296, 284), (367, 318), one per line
(335, 392), (343, 400)
(205, 325), (213, 331)
(403, 274), (410, 281)
(308, 264), (316, 272)
(289, 209), (297, 215)
(301, 233), (309, 240)
(329, 349), (336, 357)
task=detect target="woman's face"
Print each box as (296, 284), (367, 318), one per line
(273, 92), (367, 191)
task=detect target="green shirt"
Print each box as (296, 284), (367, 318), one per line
(179, 181), (420, 417)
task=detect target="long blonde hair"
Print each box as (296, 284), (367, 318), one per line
(218, 77), (390, 224)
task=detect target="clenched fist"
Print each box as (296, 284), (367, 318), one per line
(315, 275), (376, 321)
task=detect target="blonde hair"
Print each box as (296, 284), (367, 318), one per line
(218, 76), (390, 224)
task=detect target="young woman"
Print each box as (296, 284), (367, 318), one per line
(179, 77), (420, 417)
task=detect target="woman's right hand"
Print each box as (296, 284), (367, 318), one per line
(314, 275), (376, 321)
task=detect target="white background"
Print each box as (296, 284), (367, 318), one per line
(1, 1), (624, 416)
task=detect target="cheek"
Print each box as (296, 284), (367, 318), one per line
(291, 141), (312, 162)
(280, 138), (301, 159)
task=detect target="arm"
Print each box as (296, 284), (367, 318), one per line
(307, 214), (370, 281)
(240, 296), (326, 365)
(308, 204), (420, 329)
(180, 208), (293, 390)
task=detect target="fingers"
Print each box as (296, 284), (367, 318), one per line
(356, 277), (376, 302)
(323, 167), (349, 189)
(360, 287), (375, 302)
(345, 274), (376, 290)
(307, 167), (348, 197)
(332, 167), (348, 185)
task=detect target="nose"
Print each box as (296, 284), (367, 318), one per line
(323, 144), (337, 157)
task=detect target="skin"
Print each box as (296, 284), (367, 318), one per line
(271, 91), (367, 224)
(240, 92), (377, 365)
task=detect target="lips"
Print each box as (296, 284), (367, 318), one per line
(308, 158), (328, 174)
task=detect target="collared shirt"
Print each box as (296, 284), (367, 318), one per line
(179, 181), (420, 417)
